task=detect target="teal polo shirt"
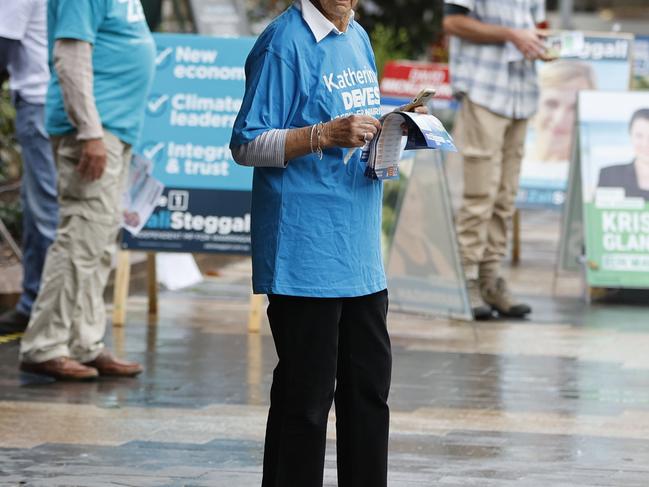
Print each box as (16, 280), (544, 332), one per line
(45, 0), (155, 146)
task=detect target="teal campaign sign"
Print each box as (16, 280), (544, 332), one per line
(122, 34), (256, 254)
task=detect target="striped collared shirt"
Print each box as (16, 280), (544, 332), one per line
(446, 0), (545, 120)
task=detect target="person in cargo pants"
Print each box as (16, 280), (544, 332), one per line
(444, 0), (548, 320)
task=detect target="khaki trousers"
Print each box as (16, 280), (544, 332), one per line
(455, 97), (528, 278)
(20, 131), (130, 364)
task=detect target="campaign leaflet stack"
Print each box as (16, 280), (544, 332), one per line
(121, 34), (256, 254)
(361, 112), (456, 181)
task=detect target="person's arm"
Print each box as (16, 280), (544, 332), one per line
(231, 116), (381, 167)
(231, 129), (288, 168)
(0, 37), (19, 73)
(54, 39), (102, 140)
(443, 4), (546, 59)
(53, 38), (106, 181)
(285, 115), (381, 160)
(231, 96), (427, 167)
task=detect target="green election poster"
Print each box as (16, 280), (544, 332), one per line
(579, 91), (649, 288)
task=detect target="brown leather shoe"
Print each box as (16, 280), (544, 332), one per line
(20, 357), (99, 380)
(84, 351), (143, 377)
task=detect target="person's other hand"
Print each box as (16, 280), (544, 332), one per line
(123, 211), (141, 227)
(324, 115), (382, 148)
(509, 28), (546, 60)
(401, 105), (429, 134)
(539, 50), (559, 62)
(397, 101), (432, 114)
(78, 138), (107, 181)
(535, 28), (558, 61)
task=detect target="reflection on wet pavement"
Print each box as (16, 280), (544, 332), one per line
(2, 211), (649, 486)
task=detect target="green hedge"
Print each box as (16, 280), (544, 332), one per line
(0, 83), (22, 239)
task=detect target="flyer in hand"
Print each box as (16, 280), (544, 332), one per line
(543, 31), (586, 59)
(361, 111), (456, 180)
(122, 155), (165, 236)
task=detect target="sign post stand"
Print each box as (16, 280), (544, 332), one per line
(112, 251), (158, 327)
(385, 152), (472, 321)
(147, 252), (158, 317)
(247, 294), (264, 334)
(112, 251), (131, 327)
(512, 209), (521, 265)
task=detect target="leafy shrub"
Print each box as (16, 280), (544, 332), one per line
(0, 82), (23, 240)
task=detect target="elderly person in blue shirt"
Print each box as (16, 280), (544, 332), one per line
(230, 0), (426, 485)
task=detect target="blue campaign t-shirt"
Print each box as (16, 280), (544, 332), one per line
(231, 6), (385, 298)
(45, 0), (155, 146)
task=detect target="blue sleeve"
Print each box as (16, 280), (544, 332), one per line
(52, 0), (105, 44)
(230, 48), (300, 147)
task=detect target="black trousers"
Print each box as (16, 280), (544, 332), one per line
(261, 290), (391, 487)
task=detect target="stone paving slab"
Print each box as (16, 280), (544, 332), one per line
(2, 210), (649, 485)
(3, 431), (649, 486)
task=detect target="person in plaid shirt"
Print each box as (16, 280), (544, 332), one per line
(444, 0), (549, 320)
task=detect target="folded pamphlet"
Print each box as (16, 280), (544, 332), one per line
(544, 31), (586, 58)
(122, 154), (165, 235)
(361, 111), (456, 180)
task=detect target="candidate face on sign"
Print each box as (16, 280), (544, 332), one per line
(531, 60), (596, 162)
(630, 112), (649, 166)
(597, 109), (649, 201)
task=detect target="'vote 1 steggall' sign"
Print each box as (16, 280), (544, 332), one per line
(122, 34), (256, 254)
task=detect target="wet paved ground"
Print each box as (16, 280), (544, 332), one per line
(2, 210), (649, 486)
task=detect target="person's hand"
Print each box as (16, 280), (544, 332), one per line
(123, 211), (140, 227)
(400, 105), (429, 134)
(508, 28), (546, 60)
(536, 29), (558, 61)
(539, 49), (559, 62)
(323, 115), (382, 148)
(78, 138), (107, 181)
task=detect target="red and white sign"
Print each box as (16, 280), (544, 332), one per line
(380, 61), (453, 101)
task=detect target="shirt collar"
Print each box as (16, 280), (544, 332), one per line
(294, 0), (354, 43)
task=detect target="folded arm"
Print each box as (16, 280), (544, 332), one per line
(443, 5), (546, 59)
(231, 116), (382, 167)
